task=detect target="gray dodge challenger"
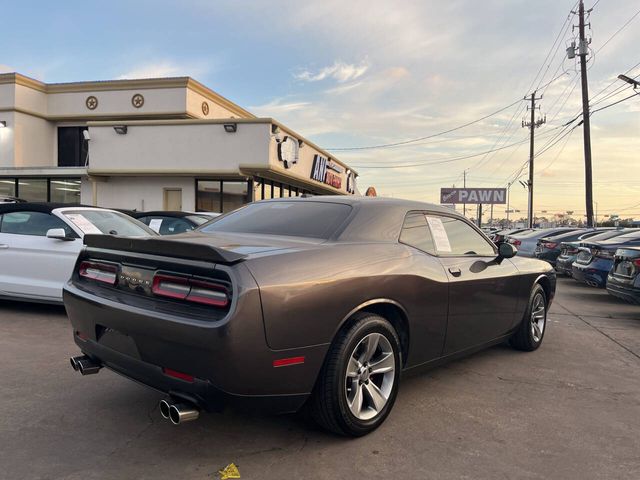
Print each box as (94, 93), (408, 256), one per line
(65, 196), (555, 436)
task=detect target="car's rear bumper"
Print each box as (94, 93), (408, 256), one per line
(63, 282), (327, 413)
(606, 276), (640, 304)
(571, 263), (609, 288)
(535, 250), (560, 266)
(555, 257), (575, 276)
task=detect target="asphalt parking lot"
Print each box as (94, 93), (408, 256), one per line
(1, 277), (638, 480)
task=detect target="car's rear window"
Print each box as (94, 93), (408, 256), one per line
(61, 210), (155, 236)
(607, 230), (640, 242)
(199, 201), (352, 239)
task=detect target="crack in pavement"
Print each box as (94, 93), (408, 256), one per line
(554, 301), (640, 362)
(455, 367), (638, 398)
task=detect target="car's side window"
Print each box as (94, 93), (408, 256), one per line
(0, 211), (75, 237)
(428, 215), (495, 256)
(399, 212), (436, 255)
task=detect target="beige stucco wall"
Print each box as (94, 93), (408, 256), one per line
(186, 89), (240, 119)
(12, 112), (56, 167)
(87, 122), (271, 174)
(14, 84), (48, 115)
(47, 87), (187, 118)
(82, 176), (196, 211)
(0, 112), (16, 168)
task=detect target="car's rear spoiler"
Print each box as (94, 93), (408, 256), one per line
(83, 234), (247, 264)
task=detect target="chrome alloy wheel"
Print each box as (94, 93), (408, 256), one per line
(345, 332), (396, 421)
(530, 292), (546, 342)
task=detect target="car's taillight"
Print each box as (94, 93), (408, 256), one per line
(78, 261), (117, 285)
(595, 249), (614, 259)
(511, 239), (521, 246)
(633, 259), (640, 267)
(543, 242), (558, 249)
(152, 274), (229, 307)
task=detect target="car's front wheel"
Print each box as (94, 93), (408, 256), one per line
(510, 284), (547, 351)
(310, 313), (401, 436)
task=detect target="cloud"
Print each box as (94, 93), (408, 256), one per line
(249, 98), (311, 116)
(295, 60), (370, 83)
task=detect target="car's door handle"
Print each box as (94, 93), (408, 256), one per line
(0, 244), (8, 249)
(448, 267), (462, 277)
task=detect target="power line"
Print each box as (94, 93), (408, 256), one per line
(594, 7), (640, 54)
(350, 125), (566, 169)
(591, 91), (640, 114)
(325, 99), (523, 151)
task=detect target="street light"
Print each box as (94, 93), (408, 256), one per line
(618, 74), (640, 89)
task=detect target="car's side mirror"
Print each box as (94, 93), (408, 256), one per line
(497, 242), (517, 259)
(46, 228), (74, 241)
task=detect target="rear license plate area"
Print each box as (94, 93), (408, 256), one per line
(96, 325), (141, 359)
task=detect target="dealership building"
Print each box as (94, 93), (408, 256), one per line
(0, 72), (357, 212)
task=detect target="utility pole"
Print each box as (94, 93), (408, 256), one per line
(576, 0), (594, 227)
(462, 169), (467, 217)
(506, 181), (512, 227)
(522, 92), (545, 228)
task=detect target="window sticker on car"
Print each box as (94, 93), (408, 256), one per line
(148, 218), (163, 233)
(64, 213), (102, 234)
(426, 216), (452, 252)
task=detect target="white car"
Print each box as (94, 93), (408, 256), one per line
(0, 204), (156, 304)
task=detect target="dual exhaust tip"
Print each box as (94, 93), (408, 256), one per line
(159, 399), (200, 425)
(70, 355), (101, 375)
(70, 355), (199, 425)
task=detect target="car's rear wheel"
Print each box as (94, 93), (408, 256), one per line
(510, 284), (547, 351)
(310, 313), (401, 436)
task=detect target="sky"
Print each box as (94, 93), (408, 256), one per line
(2, 0), (639, 221)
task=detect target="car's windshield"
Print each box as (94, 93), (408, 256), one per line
(61, 210), (155, 236)
(200, 201), (352, 239)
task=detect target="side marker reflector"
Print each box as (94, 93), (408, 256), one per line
(273, 356), (305, 367)
(162, 368), (194, 382)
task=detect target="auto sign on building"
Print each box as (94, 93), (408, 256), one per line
(440, 188), (507, 204)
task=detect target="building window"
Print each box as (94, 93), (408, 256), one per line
(50, 179), (81, 203)
(221, 181), (249, 213)
(196, 179), (250, 213)
(196, 181), (221, 212)
(18, 178), (48, 202)
(58, 127), (89, 167)
(0, 179), (17, 198)
(253, 179), (264, 201)
(264, 180), (273, 200)
(0, 177), (81, 203)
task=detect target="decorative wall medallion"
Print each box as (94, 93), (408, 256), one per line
(201, 101), (210, 116)
(131, 93), (145, 108)
(85, 96), (98, 110)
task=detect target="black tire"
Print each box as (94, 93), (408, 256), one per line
(510, 284), (547, 351)
(310, 313), (402, 436)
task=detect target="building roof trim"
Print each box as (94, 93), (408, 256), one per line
(0, 72), (254, 119)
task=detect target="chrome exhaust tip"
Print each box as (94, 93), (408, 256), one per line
(69, 356), (80, 371)
(159, 399), (171, 420)
(71, 356), (102, 375)
(168, 403), (200, 425)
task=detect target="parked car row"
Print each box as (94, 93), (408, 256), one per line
(488, 226), (640, 304)
(0, 203), (220, 304)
